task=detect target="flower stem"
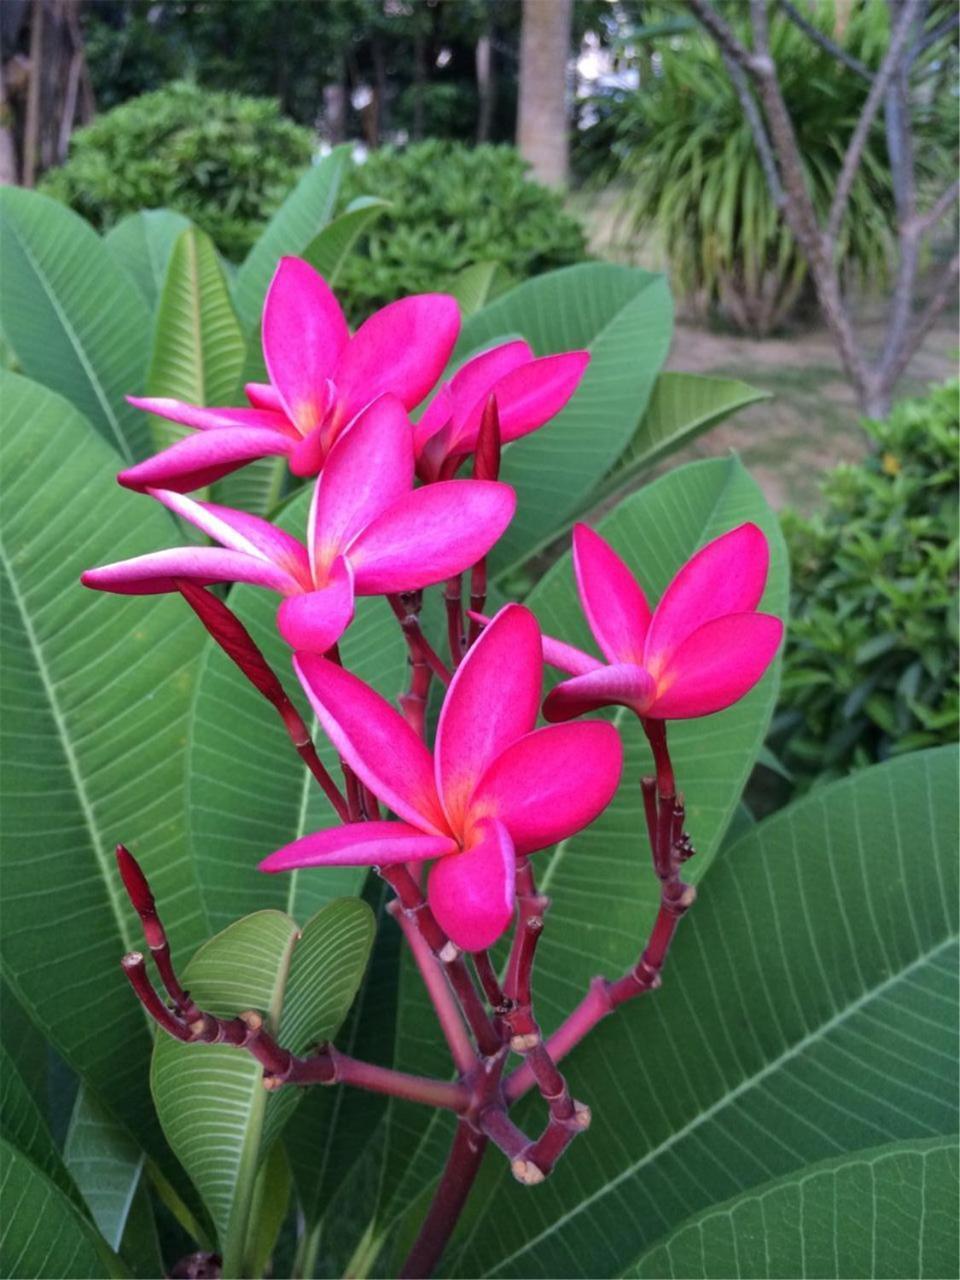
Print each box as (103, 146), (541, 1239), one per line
(377, 865), (501, 1058)
(388, 899), (476, 1076)
(387, 592), (450, 736)
(504, 734), (697, 1105)
(399, 1121), (488, 1280)
(444, 575), (465, 667)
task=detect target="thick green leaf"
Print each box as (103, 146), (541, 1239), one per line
(455, 263), (673, 579)
(64, 1090), (142, 1251)
(0, 1043), (83, 1212)
(117, 1177), (165, 1280)
(103, 210), (193, 311)
(440, 746), (958, 1278)
(233, 147), (351, 332)
(244, 1141), (291, 1280)
(0, 189), (151, 462)
(146, 227), (246, 454)
(0, 372), (205, 1164)
(284, 882), (401, 1255)
(628, 1137), (959, 1280)
(375, 455), (789, 1232)
(302, 197), (391, 281)
(151, 900), (373, 1273)
(595, 371), (770, 503)
(186, 485), (406, 932)
(0, 1138), (121, 1279)
(448, 261), (508, 318)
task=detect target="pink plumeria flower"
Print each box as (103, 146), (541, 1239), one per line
(414, 340), (590, 481)
(119, 257), (461, 493)
(82, 394), (515, 654)
(537, 523), (783, 723)
(260, 605), (623, 951)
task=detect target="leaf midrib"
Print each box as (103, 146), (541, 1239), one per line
(476, 935), (958, 1277)
(0, 543), (136, 962)
(4, 219), (132, 462)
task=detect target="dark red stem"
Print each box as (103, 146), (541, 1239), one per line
(399, 1122), (488, 1280)
(378, 864), (501, 1058)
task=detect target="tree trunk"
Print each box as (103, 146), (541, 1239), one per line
(476, 28), (495, 142)
(516, 0), (572, 188)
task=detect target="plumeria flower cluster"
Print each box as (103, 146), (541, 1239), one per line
(88, 261), (781, 1272)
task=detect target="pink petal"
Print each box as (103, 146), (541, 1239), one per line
(428, 817), (515, 951)
(542, 663), (656, 722)
(80, 547), (294, 596)
(468, 612), (603, 677)
(447, 341), (533, 431)
(459, 351), (590, 450)
(541, 633), (604, 677)
(573, 523), (651, 664)
(644, 523), (770, 672)
(149, 489), (311, 587)
(467, 721), (622, 855)
(259, 821), (457, 872)
(244, 382), (284, 412)
(293, 651), (450, 835)
(117, 426), (295, 493)
(311, 394), (414, 577)
(288, 425), (328, 477)
(347, 480), (515, 594)
(126, 396), (297, 436)
(413, 385), (454, 459)
(336, 294), (461, 422)
(649, 612), (783, 720)
(435, 604), (542, 831)
(277, 558), (356, 652)
(262, 257), (348, 432)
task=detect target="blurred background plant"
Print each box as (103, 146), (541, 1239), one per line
(771, 378), (959, 789)
(575, 1), (956, 335)
(335, 140), (587, 318)
(39, 81), (314, 259)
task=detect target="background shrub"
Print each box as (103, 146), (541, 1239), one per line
(579, 6), (953, 334)
(40, 81), (314, 260)
(772, 379), (959, 788)
(334, 140), (588, 319)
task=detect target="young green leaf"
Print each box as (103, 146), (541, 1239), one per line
(104, 210), (193, 311)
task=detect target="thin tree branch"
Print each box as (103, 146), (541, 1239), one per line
(778, 0), (873, 79)
(720, 47), (785, 207)
(883, 250), (959, 389)
(916, 179), (960, 239)
(827, 0), (919, 240)
(686, 0), (762, 73)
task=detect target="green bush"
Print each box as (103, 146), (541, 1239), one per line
(774, 380), (959, 787)
(334, 141), (588, 319)
(584, 5), (953, 334)
(40, 81), (314, 260)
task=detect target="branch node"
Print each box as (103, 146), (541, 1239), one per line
(509, 1031), (540, 1053)
(510, 1158), (545, 1186)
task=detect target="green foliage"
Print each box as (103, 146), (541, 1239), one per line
(587, 3), (952, 333)
(628, 1138), (959, 1279)
(776, 379), (959, 787)
(335, 142), (588, 319)
(5, 175), (953, 1278)
(384, 746), (958, 1276)
(40, 82), (314, 260)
